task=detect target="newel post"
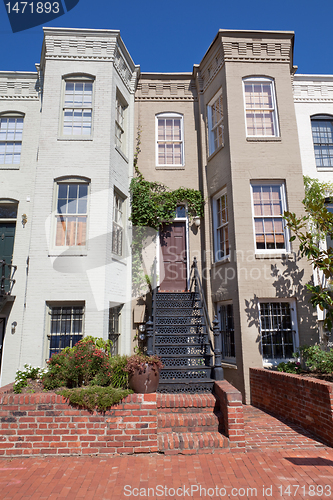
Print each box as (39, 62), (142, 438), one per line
(146, 317), (154, 356)
(213, 315), (224, 381)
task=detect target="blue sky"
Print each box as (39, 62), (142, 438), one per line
(0, 0), (332, 75)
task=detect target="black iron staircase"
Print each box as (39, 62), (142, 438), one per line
(146, 257), (223, 393)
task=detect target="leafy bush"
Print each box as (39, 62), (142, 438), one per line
(13, 364), (47, 394)
(109, 355), (129, 388)
(42, 339), (112, 390)
(277, 361), (302, 374)
(301, 345), (333, 374)
(124, 354), (163, 376)
(58, 386), (133, 411)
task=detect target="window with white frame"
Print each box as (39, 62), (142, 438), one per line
(0, 114), (24, 164)
(207, 89), (224, 156)
(259, 301), (297, 361)
(156, 113), (184, 166)
(219, 303), (235, 360)
(55, 181), (88, 247)
(62, 77), (94, 136)
(251, 183), (287, 251)
(112, 191), (125, 256)
(243, 77), (279, 137)
(213, 189), (229, 261)
(115, 92), (127, 154)
(311, 115), (333, 168)
(48, 305), (84, 358)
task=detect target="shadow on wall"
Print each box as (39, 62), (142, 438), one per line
(244, 254), (317, 357)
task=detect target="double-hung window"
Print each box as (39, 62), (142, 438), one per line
(213, 189), (229, 261)
(62, 77), (94, 136)
(251, 183), (288, 252)
(207, 89), (224, 155)
(112, 191), (125, 256)
(55, 182), (88, 247)
(0, 114), (24, 164)
(311, 115), (333, 168)
(243, 77), (279, 137)
(115, 92), (127, 154)
(156, 113), (184, 166)
(48, 305), (84, 358)
(219, 303), (235, 361)
(259, 301), (297, 362)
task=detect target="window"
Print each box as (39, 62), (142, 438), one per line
(311, 115), (333, 168)
(48, 305), (84, 358)
(109, 305), (123, 356)
(62, 78), (93, 136)
(112, 191), (124, 256)
(0, 115), (23, 164)
(213, 189), (229, 261)
(259, 302), (296, 361)
(243, 77), (279, 137)
(219, 303), (235, 360)
(115, 92), (127, 154)
(55, 182), (88, 247)
(207, 89), (224, 155)
(156, 113), (184, 166)
(251, 183), (287, 251)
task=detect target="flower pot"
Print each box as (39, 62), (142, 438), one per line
(128, 364), (160, 393)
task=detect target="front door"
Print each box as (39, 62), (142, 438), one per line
(159, 221), (187, 291)
(0, 223), (16, 292)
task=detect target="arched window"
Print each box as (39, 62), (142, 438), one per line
(61, 75), (95, 137)
(243, 77), (279, 137)
(156, 112), (184, 166)
(311, 114), (333, 168)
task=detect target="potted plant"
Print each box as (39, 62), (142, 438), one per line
(124, 354), (163, 393)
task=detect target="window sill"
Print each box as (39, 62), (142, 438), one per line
(246, 136), (281, 142)
(57, 136), (93, 142)
(255, 252), (294, 260)
(221, 361), (237, 369)
(0, 165), (20, 170)
(115, 146), (129, 163)
(207, 144), (224, 161)
(155, 165), (185, 170)
(317, 167), (333, 172)
(48, 248), (88, 257)
(112, 254), (127, 264)
(212, 257), (230, 267)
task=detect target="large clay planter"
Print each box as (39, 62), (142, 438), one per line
(128, 364), (160, 393)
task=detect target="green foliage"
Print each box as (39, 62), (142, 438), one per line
(277, 360), (302, 374)
(58, 386), (133, 411)
(109, 355), (129, 388)
(42, 339), (112, 390)
(284, 176), (333, 330)
(300, 345), (333, 374)
(13, 364), (47, 394)
(124, 354), (163, 376)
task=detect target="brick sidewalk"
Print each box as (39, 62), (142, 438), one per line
(1, 449), (333, 499)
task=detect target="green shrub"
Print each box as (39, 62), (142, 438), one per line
(13, 364), (47, 394)
(277, 361), (302, 374)
(301, 345), (333, 374)
(58, 386), (133, 411)
(109, 355), (129, 388)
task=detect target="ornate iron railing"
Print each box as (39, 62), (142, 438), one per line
(0, 260), (17, 299)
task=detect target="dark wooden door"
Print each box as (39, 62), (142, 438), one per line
(0, 223), (16, 292)
(159, 221), (187, 291)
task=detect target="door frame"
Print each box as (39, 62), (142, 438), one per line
(156, 210), (190, 290)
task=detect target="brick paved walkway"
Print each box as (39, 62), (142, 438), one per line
(1, 406), (332, 499)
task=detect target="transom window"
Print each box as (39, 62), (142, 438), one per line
(0, 116), (23, 164)
(311, 115), (333, 168)
(156, 113), (184, 166)
(243, 78), (279, 137)
(56, 182), (88, 246)
(213, 189), (229, 261)
(251, 183), (287, 251)
(219, 303), (235, 360)
(112, 191), (125, 256)
(115, 92), (127, 154)
(259, 302), (295, 360)
(207, 89), (224, 155)
(63, 79), (93, 136)
(48, 305), (84, 358)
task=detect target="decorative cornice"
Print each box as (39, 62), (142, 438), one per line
(0, 77), (39, 100)
(135, 96), (197, 101)
(44, 35), (117, 61)
(293, 81), (333, 102)
(135, 80), (197, 100)
(221, 40), (291, 64)
(114, 46), (137, 94)
(200, 49), (224, 93)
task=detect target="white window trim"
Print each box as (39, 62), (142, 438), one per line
(258, 298), (299, 368)
(155, 112), (184, 167)
(115, 90), (128, 158)
(212, 187), (229, 262)
(250, 181), (289, 254)
(0, 113), (24, 166)
(243, 77), (279, 138)
(217, 300), (236, 364)
(59, 75), (95, 139)
(112, 189), (126, 258)
(50, 178), (90, 255)
(207, 89), (224, 156)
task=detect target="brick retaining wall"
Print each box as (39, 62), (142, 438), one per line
(0, 390), (158, 457)
(214, 381), (245, 451)
(250, 368), (333, 447)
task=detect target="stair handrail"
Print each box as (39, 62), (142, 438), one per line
(189, 257), (213, 333)
(0, 260), (17, 298)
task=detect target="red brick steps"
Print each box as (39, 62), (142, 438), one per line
(157, 393), (228, 454)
